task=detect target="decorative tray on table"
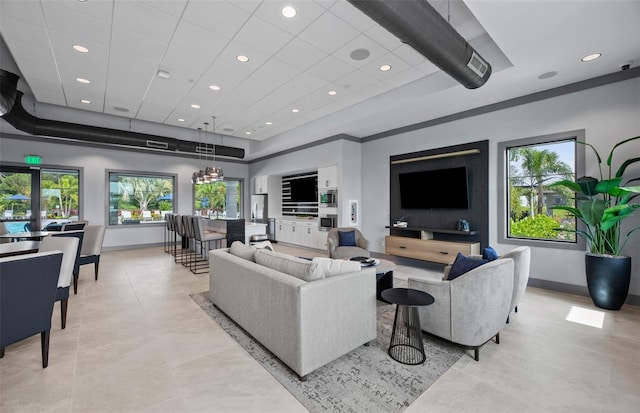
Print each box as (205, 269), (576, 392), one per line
(349, 256), (380, 267)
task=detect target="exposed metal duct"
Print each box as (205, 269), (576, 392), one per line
(347, 0), (491, 89)
(1, 90), (245, 159)
(0, 69), (19, 115)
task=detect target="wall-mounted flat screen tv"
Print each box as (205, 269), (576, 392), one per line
(399, 166), (469, 209)
(290, 176), (317, 202)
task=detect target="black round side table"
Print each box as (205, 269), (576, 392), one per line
(381, 287), (435, 365)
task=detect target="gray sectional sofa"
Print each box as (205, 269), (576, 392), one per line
(209, 245), (377, 379)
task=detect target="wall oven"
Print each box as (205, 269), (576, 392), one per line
(318, 215), (337, 232)
(319, 189), (337, 207)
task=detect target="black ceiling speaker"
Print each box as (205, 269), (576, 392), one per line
(347, 0), (491, 89)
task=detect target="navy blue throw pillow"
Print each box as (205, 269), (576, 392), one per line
(447, 253), (488, 280)
(338, 230), (357, 247)
(482, 246), (499, 261)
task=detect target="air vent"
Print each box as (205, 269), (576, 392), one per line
(195, 146), (214, 155)
(146, 140), (168, 149)
(467, 51), (488, 77)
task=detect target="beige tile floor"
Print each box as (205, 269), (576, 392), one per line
(1, 244), (638, 412)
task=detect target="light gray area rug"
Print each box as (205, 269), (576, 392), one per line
(191, 291), (464, 413)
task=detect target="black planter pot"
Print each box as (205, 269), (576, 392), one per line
(585, 253), (631, 310)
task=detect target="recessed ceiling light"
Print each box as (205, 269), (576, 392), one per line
(245, 131), (252, 135)
(265, 121), (273, 125)
(282, 6), (297, 18)
(328, 90), (337, 96)
(291, 108), (299, 113)
(538, 71), (558, 80)
(80, 99), (91, 104)
(157, 70), (171, 79)
(236, 55), (249, 63)
(581, 53), (602, 62)
(379, 64), (392, 72)
(177, 118), (185, 122)
(190, 104), (200, 109)
(209, 84), (221, 91)
(73, 45), (89, 53)
(76, 78), (90, 84)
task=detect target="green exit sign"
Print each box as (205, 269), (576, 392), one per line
(24, 155), (42, 165)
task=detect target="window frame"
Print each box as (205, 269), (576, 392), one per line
(106, 169), (177, 228)
(497, 130), (586, 250)
(191, 177), (244, 219)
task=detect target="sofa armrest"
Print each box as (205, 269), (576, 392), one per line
(357, 236), (370, 251)
(298, 268), (377, 375)
(407, 277), (453, 341)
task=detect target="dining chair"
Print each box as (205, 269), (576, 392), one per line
(0, 251), (63, 368)
(61, 220), (88, 231)
(50, 230), (84, 295)
(78, 225), (106, 281)
(38, 236), (79, 329)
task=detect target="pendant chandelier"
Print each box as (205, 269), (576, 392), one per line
(191, 116), (224, 185)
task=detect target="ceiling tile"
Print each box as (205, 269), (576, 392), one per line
(253, 0), (326, 36)
(111, 26), (168, 63)
(182, 0), (250, 39)
(328, 0), (377, 32)
(47, 0), (113, 21)
(286, 72), (327, 96)
(332, 34), (388, 68)
(365, 24), (403, 50)
(305, 54), (356, 82)
(0, 0), (46, 25)
(171, 20), (230, 56)
(360, 52), (410, 80)
(337, 69), (379, 92)
(415, 60), (440, 76)
(161, 45), (215, 75)
(42, 1), (111, 45)
(233, 16), (294, 56)
(0, 16), (50, 51)
(298, 11), (360, 54)
(393, 44), (428, 66)
(274, 38), (327, 71)
(252, 59), (301, 87)
(383, 67), (425, 88)
(314, 0), (339, 10)
(139, 0), (188, 17)
(231, 0), (263, 14)
(113, 1), (179, 44)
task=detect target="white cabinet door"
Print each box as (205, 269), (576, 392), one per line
(292, 223), (304, 245)
(254, 176), (268, 194)
(276, 220), (290, 242)
(316, 231), (328, 251)
(318, 166), (337, 189)
(302, 223), (316, 248)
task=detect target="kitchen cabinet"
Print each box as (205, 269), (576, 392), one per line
(275, 219), (321, 249)
(254, 175), (269, 194)
(317, 166), (337, 189)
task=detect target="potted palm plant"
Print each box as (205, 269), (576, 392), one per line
(550, 136), (639, 310)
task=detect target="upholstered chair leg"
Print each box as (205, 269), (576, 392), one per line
(0, 347), (4, 358)
(61, 298), (68, 329)
(474, 348), (479, 361)
(495, 332), (500, 344)
(515, 306), (518, 313)
(506, 314), (510, 324)
(94, 260), (100, 281)
(73, 272), (78, 295)
(41, 330), (50, 368)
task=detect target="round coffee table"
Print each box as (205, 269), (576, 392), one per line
(381, 287), (435, 365)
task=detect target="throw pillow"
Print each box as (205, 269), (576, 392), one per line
(338, 230), (357, 247)
(312, 257), (361, 278)
(447, 253), (488, 280)
(229, 241), (256, 262)
(482, 246), (499, 261)
(255, 249), (324, 282)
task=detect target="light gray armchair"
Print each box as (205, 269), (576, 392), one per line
(327, 227), (370, 259)
(408, 258), (514, 361)
(500, 246), (531, 319)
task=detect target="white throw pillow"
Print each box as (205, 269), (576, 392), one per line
(255, 249), (323, 282)
(312, 257), (361, 278)
(229, 241), (256, 262)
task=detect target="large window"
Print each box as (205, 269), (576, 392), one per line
(193, 179), (242, 218)
(108, 171), (175, 226)
(498, 131), (585, 249)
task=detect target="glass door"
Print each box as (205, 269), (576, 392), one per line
(0, 165), (40, 232)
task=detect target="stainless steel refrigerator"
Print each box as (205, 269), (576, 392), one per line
(250, 194), (268, 223)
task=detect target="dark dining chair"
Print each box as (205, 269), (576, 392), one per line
(50, 230), (84, 295)
(61, 220), (88, 231)
(0, 251), (63, 368)
(78, 225), (106, 281)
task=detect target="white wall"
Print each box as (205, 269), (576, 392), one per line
(361, 77), (640, 295)
(0, 136), (249, 248)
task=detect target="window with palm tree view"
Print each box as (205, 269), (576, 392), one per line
(108, 172), (174, 226)
(507, 139), (576, 241)
(193, 180), (241, 219)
